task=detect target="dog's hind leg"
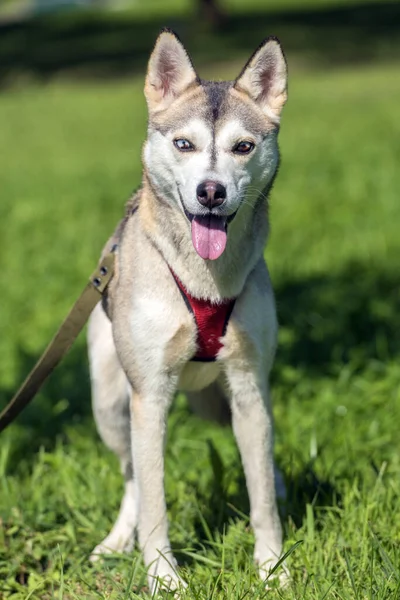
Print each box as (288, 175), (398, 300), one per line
(87, 303), (138, 560)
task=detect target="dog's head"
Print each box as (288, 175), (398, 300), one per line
(143, 29), (287, 261)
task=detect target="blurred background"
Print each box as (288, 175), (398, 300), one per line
(1, 0), (400, 597)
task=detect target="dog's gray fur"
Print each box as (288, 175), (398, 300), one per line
(87, 30), (288, 594)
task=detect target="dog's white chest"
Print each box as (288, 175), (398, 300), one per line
(178, 361), (221, 392)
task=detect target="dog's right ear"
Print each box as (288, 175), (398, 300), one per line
(144, 30), (199, 113)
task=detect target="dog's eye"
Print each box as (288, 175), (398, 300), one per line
(174, 138), (195, 152)
(233, 141), (255, 155)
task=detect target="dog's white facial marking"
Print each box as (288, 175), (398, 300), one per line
(145, 116), (278, 222)
(172, 118), (212, 155)
(145, 118), (213, 214)
(213, 120), (278, 214)
(216, 120), (258, 150)
(213, 120), (255, 212)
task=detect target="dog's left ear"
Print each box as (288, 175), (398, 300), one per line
(234, 37), (287, 121)
(145, 29), (199, 113)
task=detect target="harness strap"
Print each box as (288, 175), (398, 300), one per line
(0, 251), (115, 434)
(170, 269), (236, 362)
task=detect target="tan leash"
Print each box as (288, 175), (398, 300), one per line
(0, 250), (115, 434)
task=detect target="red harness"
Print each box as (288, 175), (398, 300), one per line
(171, 271), (236, 362)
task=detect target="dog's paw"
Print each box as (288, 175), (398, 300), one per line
(255, 546), (289, 590)
(148, 554), (186, 597)
(89, 534), (134, 562)
(261, 563), (290, 591)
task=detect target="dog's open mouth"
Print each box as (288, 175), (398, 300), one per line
(184, 210), (237, 261)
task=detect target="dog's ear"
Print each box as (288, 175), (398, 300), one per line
(145, 29), (199, 113)
(234, 37), (287, 121)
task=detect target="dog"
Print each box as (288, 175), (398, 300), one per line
(87, 29), (288, 594)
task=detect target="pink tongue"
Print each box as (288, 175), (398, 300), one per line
(191, 215), (227, 260)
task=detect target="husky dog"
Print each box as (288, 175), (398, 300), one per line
(88, 29), (288, 593)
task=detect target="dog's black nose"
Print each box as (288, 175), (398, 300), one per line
(196, 181), (226, 208)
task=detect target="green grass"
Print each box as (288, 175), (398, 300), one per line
(1, 36), (400, 600)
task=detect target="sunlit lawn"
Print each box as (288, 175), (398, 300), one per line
(0, 31), (400, 600)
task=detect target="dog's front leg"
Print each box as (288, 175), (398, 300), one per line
(223, 358), (286, 586)
(112, 249), (196, 593)
(129, 380), (184, 594)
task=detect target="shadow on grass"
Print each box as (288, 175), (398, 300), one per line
(0, 339), (94, 469)
(0, 1), (400, 85)
(173, 442), (338, 567)
(193, 451), (337, 541)
(274, 261), (400, 379)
